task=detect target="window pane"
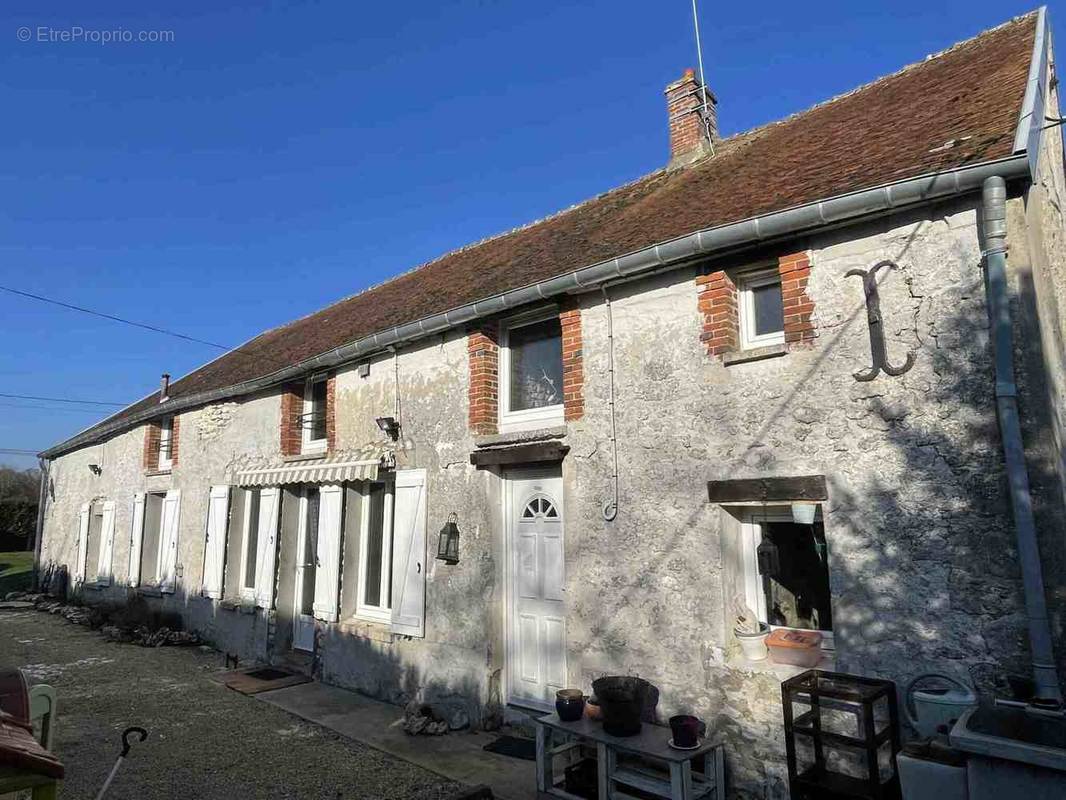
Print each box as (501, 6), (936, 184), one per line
(300, 489), (319, 615)
(752, 281), (784, 337)
(310, 380), (328, 441)
(760, 521), (832, 632)
(363, 483), (386, 607)
(86, 510), (104, 579)
(140, 494), (164, 583)
(509, 318), (563, 412)
(243, 490), (260, 589)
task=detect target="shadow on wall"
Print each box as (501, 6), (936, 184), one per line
(318, 624), (490, 729)
(566, 216), (1066, 799)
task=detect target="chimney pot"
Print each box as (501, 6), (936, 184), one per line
(160, 373), (170, 402)
(665, 68), (718, 167)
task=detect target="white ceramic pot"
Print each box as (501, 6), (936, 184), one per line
(734, 625), (770, 661)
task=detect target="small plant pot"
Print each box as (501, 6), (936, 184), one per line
(734, 624), (770, 661)
(555, 689), (586, 722)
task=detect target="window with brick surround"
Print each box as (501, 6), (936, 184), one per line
(468, 307), (582, 435)
(698, 252), (815, 358)
(143, 416), (179, 472)
(499, 311), (564, 432)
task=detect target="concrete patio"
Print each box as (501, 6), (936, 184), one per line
(257, 680), (536, 800)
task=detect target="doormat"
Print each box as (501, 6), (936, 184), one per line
(483, 735), (536, 761)
(212, 666), (311, 696)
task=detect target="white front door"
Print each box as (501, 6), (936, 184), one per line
(293, 487), (320, 652)
(505, 469), (566, 709)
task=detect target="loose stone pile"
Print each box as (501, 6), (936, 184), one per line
(5, 591), (202, 648)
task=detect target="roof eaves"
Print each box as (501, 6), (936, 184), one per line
(40, 152), (1032, 461)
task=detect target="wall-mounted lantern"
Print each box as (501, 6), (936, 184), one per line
(375, 416), (401, 441)
(757, 537), (780, 578)
(88, 463), (102, 476)
(436, 512), (460, 565)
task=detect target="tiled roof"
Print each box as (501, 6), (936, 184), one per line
(58, 11), (1037, 450)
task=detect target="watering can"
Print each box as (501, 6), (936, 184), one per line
(903, 673), (977, 739)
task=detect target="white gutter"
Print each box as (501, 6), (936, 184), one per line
(41, 153), (1031, 459)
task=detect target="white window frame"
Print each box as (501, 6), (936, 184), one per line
(301, 375), (328, 455)
(157, 417), (173, 471)
(355, 481), (395, 624)
(738, 267), (786, 350)
(238, 488), (260, 602)
(498, 309), (565, 433)
(740, 506), (834, 650)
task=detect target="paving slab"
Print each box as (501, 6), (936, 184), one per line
(258, 681), (537, 800)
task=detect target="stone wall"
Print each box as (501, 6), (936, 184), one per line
(562, 198), (1029, 797)
(38, 194), (1045, 799)
(1016, 43), (1066, 686)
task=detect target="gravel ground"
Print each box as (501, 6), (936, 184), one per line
(1, 609), (463, 799)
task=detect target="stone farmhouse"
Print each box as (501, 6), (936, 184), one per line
(35, 9), (1066, 796)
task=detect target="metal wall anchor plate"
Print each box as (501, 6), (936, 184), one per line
(846, 259), (916, 382)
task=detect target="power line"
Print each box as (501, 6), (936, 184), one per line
(0, 392), (124, 407)
(0, 401), (110, 415)
(0, 284), (232, 351)
(0, 448), (40, 456)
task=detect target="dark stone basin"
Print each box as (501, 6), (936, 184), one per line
(966, 704), (1066, 751)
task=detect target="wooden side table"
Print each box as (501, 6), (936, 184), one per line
(534, 712), (725, 800)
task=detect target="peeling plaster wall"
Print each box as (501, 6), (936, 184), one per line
(563, 198), (1028, 798)
(38, 196), (1042, 799)
(39, 392), (283, 660)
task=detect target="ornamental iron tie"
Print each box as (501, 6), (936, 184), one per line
(846, 259), (916, 381)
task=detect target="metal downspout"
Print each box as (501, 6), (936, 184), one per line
(982, 175), (1062, 701)
(32, 458), (49, 591)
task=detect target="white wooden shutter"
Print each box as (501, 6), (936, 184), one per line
(391, 469), (427, 637)
(128, 493), (145, 587)
(254, 487), (281, 608)
(97, 500), (117, 586)
(159, 489), (182, 593)
(202, 486), (230, 599)
(313, 484), (344, 622)
(75, 503), (90, 583)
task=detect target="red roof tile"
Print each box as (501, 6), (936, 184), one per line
(56, 12), (1038, 451)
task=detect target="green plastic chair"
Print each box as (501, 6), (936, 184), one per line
(28, 684), (56, 751)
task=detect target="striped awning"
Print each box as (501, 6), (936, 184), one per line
(235, 450), (390, 487)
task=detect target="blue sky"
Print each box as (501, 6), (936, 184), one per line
(0, 1), (1053, 469)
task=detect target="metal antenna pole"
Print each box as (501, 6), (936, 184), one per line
(690, 0), (715, 155)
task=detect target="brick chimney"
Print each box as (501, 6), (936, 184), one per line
(665, 68), (717, 166)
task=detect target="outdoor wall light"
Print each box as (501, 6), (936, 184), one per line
(375, 416), (401, 440)
(436, 512), (460, 565)
(757, 537), (780, 578)
(88, 464), (102, 476)
(791, 502), (817, 525)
